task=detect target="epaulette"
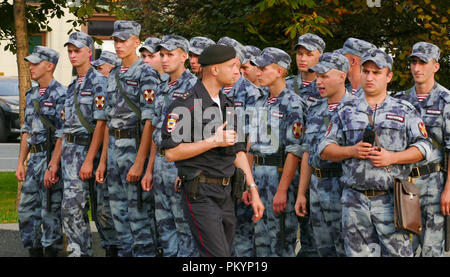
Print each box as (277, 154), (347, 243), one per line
(392, 96), (416, 111)
(437, 84), (450, 104)
(180, 90), (192, 101)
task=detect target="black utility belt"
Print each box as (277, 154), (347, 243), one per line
(253, 154), (283, 168)
(65, 133), (91, 146)
(312, 167), (342, 179)
(197, 174), (232, 186)
(29, 142), (50, 153)
(156, 146), (165, 157)
(410, 163), (442, 178)
(352, 188), (393, 198)
(109, 128), (137, 139)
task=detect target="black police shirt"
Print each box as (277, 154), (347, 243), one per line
(161, 79), (245, 177)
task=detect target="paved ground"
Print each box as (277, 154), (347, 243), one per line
(0, 143), (19, 171)
(0, 222), (105, 257)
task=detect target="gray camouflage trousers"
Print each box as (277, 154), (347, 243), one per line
(107, 136), (156, 257)
(342, 188), (414, 257)
(18, 151), (63, 250)
(411, 171), (445, 257)
(61, 139), (118, 256)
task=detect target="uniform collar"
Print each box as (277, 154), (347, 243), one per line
(411, 82), (438, 108)
(195, 80), (229, 110)
(356, 91), (389, 114)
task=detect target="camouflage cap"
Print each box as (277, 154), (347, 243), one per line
(111, 20), (141, 41)
(250, 47), (291, 70)
(309, 52), (350, 74)
(341, 38), (376, 58)
(217, 37), (247, 64)
(410, 42), (441, 62)
(24, 46), (59, 65)
(243, 45), (262, 65)
(333, 48), (344, 55)
(64, 32), (94, 49)
(91, 51), (121, 67)
(189, 36), (215, 55)
(139, 37), (162, 54)
(295, 33), (326, 53)
(156, 34), (190, 53)
(362, 48), (393, 70)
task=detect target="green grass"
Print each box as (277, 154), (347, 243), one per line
(0, 172), (19, 223)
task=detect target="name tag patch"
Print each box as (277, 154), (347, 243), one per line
(272, 111), (284, 118)
(126, 80), (138, 87)
(426, 109), (441, 115)
(43, 102), (54, 107)
(307, 96), (319, 103)
(80, 91), (92, 96)
(233, 101), (243, 107)
(386, 114), (404, 123)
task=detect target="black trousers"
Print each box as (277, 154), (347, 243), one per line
(181, 181), (236, 257)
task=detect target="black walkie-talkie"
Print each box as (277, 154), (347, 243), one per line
(362, 104), (377, 146)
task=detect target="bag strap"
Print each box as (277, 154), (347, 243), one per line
(115, 70), (141, 119)
(33, 99), (56, 132)
(293, 75), (300, 95)
(73, 80), (95, 134)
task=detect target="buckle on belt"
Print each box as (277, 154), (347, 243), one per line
(314, 168), (322, 179)
(114, 129), (121, 139)
(222, 177), (231, 186)
(411, 166), (420, 178)
(254, 155), (259, 165)
(30, 145), (37, 153)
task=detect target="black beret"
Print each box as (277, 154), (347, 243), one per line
(198, 44), (236, 66)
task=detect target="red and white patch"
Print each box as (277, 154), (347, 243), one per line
(60, 109), (65, 121)
(418, 122), (428, 138)
(386, 114), (404, 123)
(80, 91), (92, 96)
(292, 122), (303, 139)
(173, 92), (183, 99)
(95, 96), (105, 110)
(144, 89), (155, 104)
(307, 96), (319, 103)
(326, 122), (332, 136)
(43, 102), (54, 107)
(166, 113), (179, 133)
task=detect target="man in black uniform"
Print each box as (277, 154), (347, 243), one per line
(161, 44), (265, 257)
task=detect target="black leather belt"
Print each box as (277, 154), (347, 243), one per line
(198, 175), (231, 186)
(29, 142), (48, 153)
(109, 128), (137, 139)
(410, 163), (441, 178)
(157, 146), (165, 157)
(254, 154), (283, 167)
(353, 188), (392, 198)
(312, 167), (342, 179)
(65, 133), (91, 146)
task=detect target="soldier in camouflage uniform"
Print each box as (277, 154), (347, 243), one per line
(95, 20), (160, 257)
(318, 48), (434, 256)
(189, 36), (215, 76)
(241, 45), (262, 87)
(295, 52), (352, 257)
(286, 33), (325, 107)
(16, 46), (66, 257)
(60, 32), (119, 257)
(216, 37), (264, 257)
(393, 42), (449, 257)
(91, 50), (121, 78)
(285, 33), (324, 257)
(139, 37), (169, 82)
(141, 35), (198, 257)
(248, 47), (306, 257)
(341, 38), (377, 96)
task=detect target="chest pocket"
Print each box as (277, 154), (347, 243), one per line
(41, 103), (56, 116)
(78, 94), (94, 119)
(342, 120), (366, 145)
(376, 120), (406, 151)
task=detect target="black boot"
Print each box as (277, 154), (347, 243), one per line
(29, 248), (44, 257)
(44, 247), (59, 257)
(105, 246), (119, 257)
